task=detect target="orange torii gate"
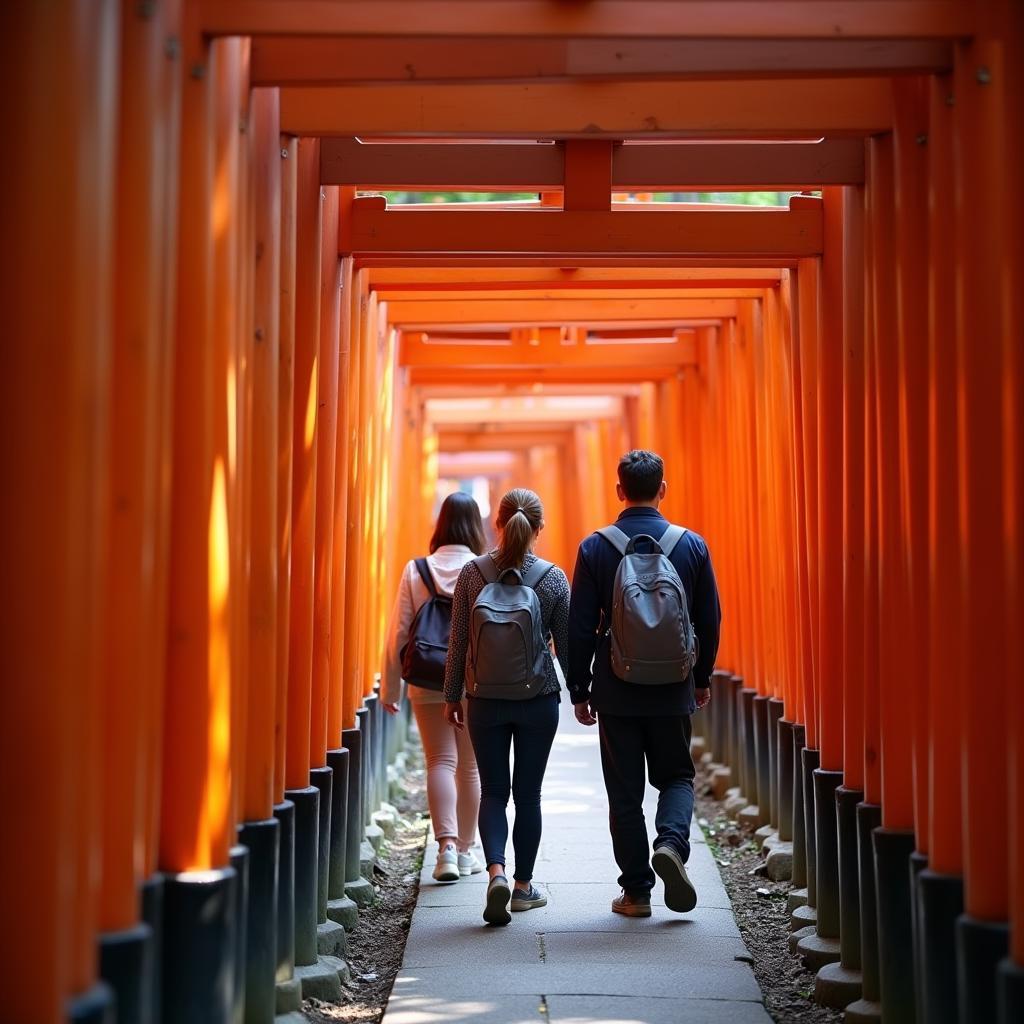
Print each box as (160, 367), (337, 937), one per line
(2, 3), (1021, 1024)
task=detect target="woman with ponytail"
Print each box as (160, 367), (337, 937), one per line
(443, 488), (571, 926)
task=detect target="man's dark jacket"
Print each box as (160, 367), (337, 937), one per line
(567, 505), (722, 717)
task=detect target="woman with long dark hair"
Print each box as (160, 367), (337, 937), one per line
(383, 491), (487, 882)
(443, 488), (570, 925)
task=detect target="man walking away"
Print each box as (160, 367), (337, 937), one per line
(567, 450), (721, 917)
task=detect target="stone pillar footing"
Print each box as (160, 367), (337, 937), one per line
(873, 827), (917, 1022)
(99, 922), (153, 1024)
(816, 962), (863, 1010)
(317, 919), (348, 958)
(956, 913), (1009, 1024)
(67, 982), (116, 1023)
(844, 997), (882, 1023)
(917, 868), (963, 1024)
(997, 956), (1024, 1024)
(275, 977), (302, 1014)
(346, 876), (376, 907)
(798, 933), (842, 971)
(327, 896), (359, 931)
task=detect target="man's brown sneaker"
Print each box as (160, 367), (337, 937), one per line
(612, 891), (652, 917)
(652, 845), (698, 912)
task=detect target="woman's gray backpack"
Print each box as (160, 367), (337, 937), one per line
(597, 524), (698, 685)
(466, 554), (554, 700)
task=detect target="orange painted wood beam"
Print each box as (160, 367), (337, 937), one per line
(280, 78), (893, 138)
(320, 137), (865, 189)
(202, 2), (975, 40)
(343, 208), (822, 259)
(377, 287), (766, 302)
(366, 267), (783, 288)
(389, 298), (738, 326)
(408, 364), (681, 386)
(252, 36), (952, 87)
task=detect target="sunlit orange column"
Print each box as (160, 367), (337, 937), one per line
(100, 0), (175, 976)
(0, 5), (119, 1019)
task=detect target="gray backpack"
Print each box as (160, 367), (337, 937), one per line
(597, 524), (698, 685)
(466, 554), (554, 700)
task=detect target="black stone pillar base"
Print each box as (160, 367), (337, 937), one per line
(909, 849), (927, 1014)
(766, 698), (784, 830)
(801, 747), (821, 907)
(141, 872), (165, 1024)
(99, 921), (153, 1024)
(997, 956), (1024, 1024)
(309, 765), (333, 922)
(285, 786), (320, 968)
(777, 719), (796, 843)
(856, 803), (883, 1005)
(238, 817), (280, 1024)
(272, 800), (296, 983)
(813, 768), (844, 939)
(791, 724), (807, 888)
(342, 727), (365, 886)
(355, 707), (371, 827)
(753, 695), (771, 827)
(836, 787), (864, 970)
(67, 982), (115, 1023)
(873, 826), (916, 1022)
(326, 748), (349, 901)
(739, 687), (758, 805)
(161, 866), (238, 1023)
(956, 913), (1009, 1024)
(917, 868), (963, 1024)
(229, 843), (249, 1023)
(725, 675), (741, 770)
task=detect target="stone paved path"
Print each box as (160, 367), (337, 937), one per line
(383, 703), (772, 1024)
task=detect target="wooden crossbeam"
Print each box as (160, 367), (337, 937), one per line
(203, 2), (974, 40)
(399, 333), (708, 368)
(252, 37), (952, 86)
(376, 287), (767, 301)
(411, 364), (680, 385)
(281, 78), (892, 138)
(321, 137), (864, 189)
(388, 298), (737, 326)
(343, 206), (822, 259)
(366, 267), (783, 288)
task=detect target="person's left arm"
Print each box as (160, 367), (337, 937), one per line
(547, 568), (571, 681)
(691, 540), (722, 693)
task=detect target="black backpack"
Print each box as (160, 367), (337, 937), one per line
(399, 559), (452, 691)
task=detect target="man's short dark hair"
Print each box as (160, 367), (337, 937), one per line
(617, 450), (664, 501)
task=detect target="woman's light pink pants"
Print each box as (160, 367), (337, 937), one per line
(412, 701), (481, 850)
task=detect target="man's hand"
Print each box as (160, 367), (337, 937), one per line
(574, 701), (597, 727)
(444, 701), (465, 730)
(382, 702), (400, 715)
(695, 687), (711, 710)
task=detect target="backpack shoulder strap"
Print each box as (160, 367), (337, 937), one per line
(597, 525), (630, 556)
(413, 557), (439, 598)
(657, 524), (687, 557)
(521, 557), (555, 590)
(473, 553), (499, 585)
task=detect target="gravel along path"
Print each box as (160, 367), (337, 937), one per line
(301, 749), (430, 1024)
(693, 764), (843, 1024)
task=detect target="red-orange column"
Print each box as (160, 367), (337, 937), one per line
(311, 183), (340, 768)
(275, 135), (297, 806)
(953, 27), (1010, 934)
(100, 0), (171, 945)
(1, 5), (119, 1018)
(285, 137), (322, 792)
(792, 263), (820, 751)
(841, 185), (866, 793)
(242, 87), (281, 824)
(817, 191), (845, 774)
(892, 78), (932, 849)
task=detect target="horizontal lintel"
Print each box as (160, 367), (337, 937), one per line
(281, 78), (892, 138)
(343, 207), (823, 258)
(320, 138), (864, 188)
(204, 2), (974, 40)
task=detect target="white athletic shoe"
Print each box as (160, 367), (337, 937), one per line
(432, 846), (460, 883)
(458, 850), (484, 876)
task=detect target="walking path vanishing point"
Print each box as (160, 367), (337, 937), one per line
(382, 705), (772, 1024)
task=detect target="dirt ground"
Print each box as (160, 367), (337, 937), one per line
(301, 747), (429, 1024)
(693, 763), (843, 1024)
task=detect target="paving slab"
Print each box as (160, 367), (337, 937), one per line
(382, 704), (770, 1024)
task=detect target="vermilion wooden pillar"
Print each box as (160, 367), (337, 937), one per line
(952, 20), (1011, 1024)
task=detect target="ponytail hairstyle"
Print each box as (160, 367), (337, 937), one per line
(494, 488), (544, 572)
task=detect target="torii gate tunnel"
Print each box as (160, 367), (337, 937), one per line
(1, 3), (1022, 1024)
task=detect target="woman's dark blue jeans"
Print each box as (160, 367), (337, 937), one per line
(465, 692), (560, 883)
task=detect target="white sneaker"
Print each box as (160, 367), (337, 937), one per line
(458, 850), (484, 876)
(432, 846), (460, 883)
